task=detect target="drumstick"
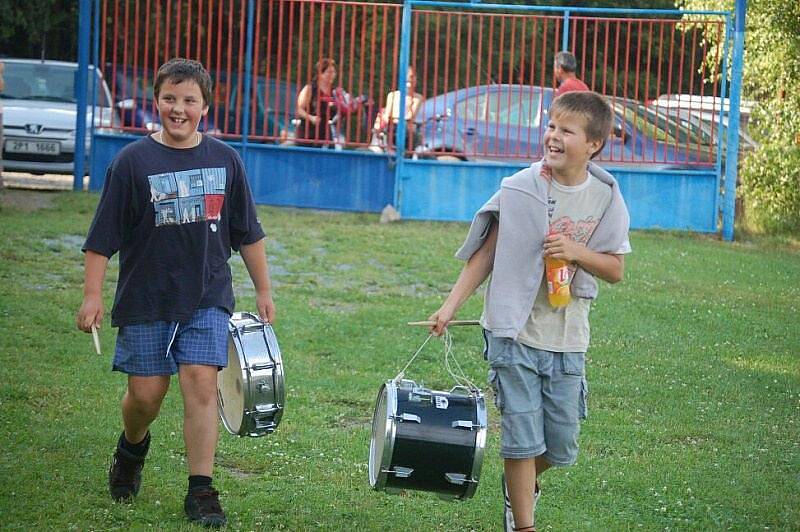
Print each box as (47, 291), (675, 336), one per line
(407, 320), (481, 327)
(91, 324), (102, 355)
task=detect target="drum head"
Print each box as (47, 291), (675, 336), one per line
(369, 381), (397, 489)
(217, 340), (245, 435)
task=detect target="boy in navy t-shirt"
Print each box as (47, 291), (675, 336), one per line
(77, 58), (275, 528)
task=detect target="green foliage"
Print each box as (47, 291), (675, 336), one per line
(677, 0), (800, 234)
(741, 98), (800, 233)
(0, 1), (78, 60)
(1, 190), (799, 529)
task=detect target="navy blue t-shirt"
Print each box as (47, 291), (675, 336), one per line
(83, 134), (265, 327)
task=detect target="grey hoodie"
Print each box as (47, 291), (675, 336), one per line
(455, 160), (630, 339)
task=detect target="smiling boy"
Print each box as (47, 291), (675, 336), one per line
(77, 58), (275, 528)
(428, 91), (631, 531)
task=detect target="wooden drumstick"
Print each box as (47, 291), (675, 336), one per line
(406, 320), (481, 327)
(91, 324), (102, 355)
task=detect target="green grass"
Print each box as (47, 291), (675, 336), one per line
(0, 189), (798, 530)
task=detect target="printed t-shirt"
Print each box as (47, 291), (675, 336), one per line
(516, 172), (631, 352)
(83, 135), (264, 326)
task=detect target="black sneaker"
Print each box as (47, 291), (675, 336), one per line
(185, 486), (227, 528)
(108, 446), (146, 501)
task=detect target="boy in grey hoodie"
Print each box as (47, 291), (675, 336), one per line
(429, 91), (631, 532)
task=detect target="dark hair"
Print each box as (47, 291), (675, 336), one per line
(554, 51), (578, 73)
(550, 91), (614, 159)
(315, 57), (337, 77)
(153, 58), (213, 106)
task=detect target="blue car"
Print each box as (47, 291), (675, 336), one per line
(106, 64), (297, 141)
(416, 84), (714, 169)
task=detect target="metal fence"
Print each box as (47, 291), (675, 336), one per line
(84, 0), (744, 237)
(97, 0), (727, 166)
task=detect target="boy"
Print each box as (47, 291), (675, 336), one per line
(76, 58), (275, 528)
(428, 91), (630, 531)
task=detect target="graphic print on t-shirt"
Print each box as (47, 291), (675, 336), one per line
(148, 167), (226, 227)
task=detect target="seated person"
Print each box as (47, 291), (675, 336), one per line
(295, 58), (339, 148)
(372, 66), (423, 151)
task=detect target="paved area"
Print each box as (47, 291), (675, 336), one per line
(1, 171), (89, 191)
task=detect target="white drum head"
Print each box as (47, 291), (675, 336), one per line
(217, 341), (245, 434)
(368, 384), (389, 487)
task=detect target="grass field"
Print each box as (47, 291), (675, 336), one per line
(0, 188), (798, 530)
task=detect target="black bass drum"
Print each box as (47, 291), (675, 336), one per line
(369, 379), (486, 500)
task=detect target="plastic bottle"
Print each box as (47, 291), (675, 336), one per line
(545, 255), (571, 308)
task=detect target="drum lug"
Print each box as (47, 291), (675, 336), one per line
(444, 473), (477, 486)
(252, 362), (276, 371)
(254, 404), (280, 414)
(409, 390), (432, 404)
(253, 420), (277, 434)
(393, 413), (421, 424)
(384, 466), (414, 478)
(452, 420), (481, 430)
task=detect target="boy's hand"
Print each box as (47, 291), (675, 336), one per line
(543, 232), (582, 263)
(427, 305), (455, 337)
(76, 295), (104, 333)
(256, 292), (276, 325)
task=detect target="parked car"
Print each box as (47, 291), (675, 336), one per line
(415, 84), (714, 169)
(1, 58), (120, 175)
(105, 63), (297, 141)
(646, 96), (758, 159)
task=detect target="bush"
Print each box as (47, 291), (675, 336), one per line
(740, 99), (800, 234)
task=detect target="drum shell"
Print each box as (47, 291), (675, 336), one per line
(218, 313), (285, 437)
(369, 379), (486, 500)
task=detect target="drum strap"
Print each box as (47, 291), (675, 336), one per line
(394, 333), (435, 382)
(441, 329), (479, 391)
(395, 330), (479, 392)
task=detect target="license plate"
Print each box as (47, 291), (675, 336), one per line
(5, 139), (61, 155)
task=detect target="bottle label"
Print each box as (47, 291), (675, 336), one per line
(546, 261), (571, 306)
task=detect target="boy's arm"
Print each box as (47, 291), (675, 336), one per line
(76, 250), (110, 332)
(428, 220), (498, 336)
(544, 233), (624, 284)
(239, 237), (276, 324)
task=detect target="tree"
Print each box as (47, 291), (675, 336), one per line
(0, 1), (79, 61)
(677, 0), (800, 233)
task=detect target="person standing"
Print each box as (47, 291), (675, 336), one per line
(554, 51), (590, 96)
(428, 92), (631, 531)
(76, 58), (276, 528)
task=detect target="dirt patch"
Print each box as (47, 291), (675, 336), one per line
(1, 189), (57, 212)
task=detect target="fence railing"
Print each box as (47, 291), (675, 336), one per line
(97, 0), (729, 167)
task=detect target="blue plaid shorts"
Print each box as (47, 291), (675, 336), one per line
(113, 307), (230, 376)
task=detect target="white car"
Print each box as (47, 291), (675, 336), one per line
(1, 58), (120, 175)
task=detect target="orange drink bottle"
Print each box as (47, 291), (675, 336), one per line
(545, 256), (571, 308)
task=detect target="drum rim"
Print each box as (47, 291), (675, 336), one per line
(368, 379), (400, 490)
(221, 313), (285, 437)
(464, 391), (488, 500)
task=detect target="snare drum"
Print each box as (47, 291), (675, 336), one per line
(217, 312), (285, 437)
(369, 379), (487, 500)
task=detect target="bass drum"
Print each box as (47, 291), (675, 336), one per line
(217, 312), (285, 437)
(369, 379), (486, 500)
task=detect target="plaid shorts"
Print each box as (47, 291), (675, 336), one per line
(113, 307), (230, 376)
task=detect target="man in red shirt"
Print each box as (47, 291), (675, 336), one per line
(554, 51), (590, 97)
